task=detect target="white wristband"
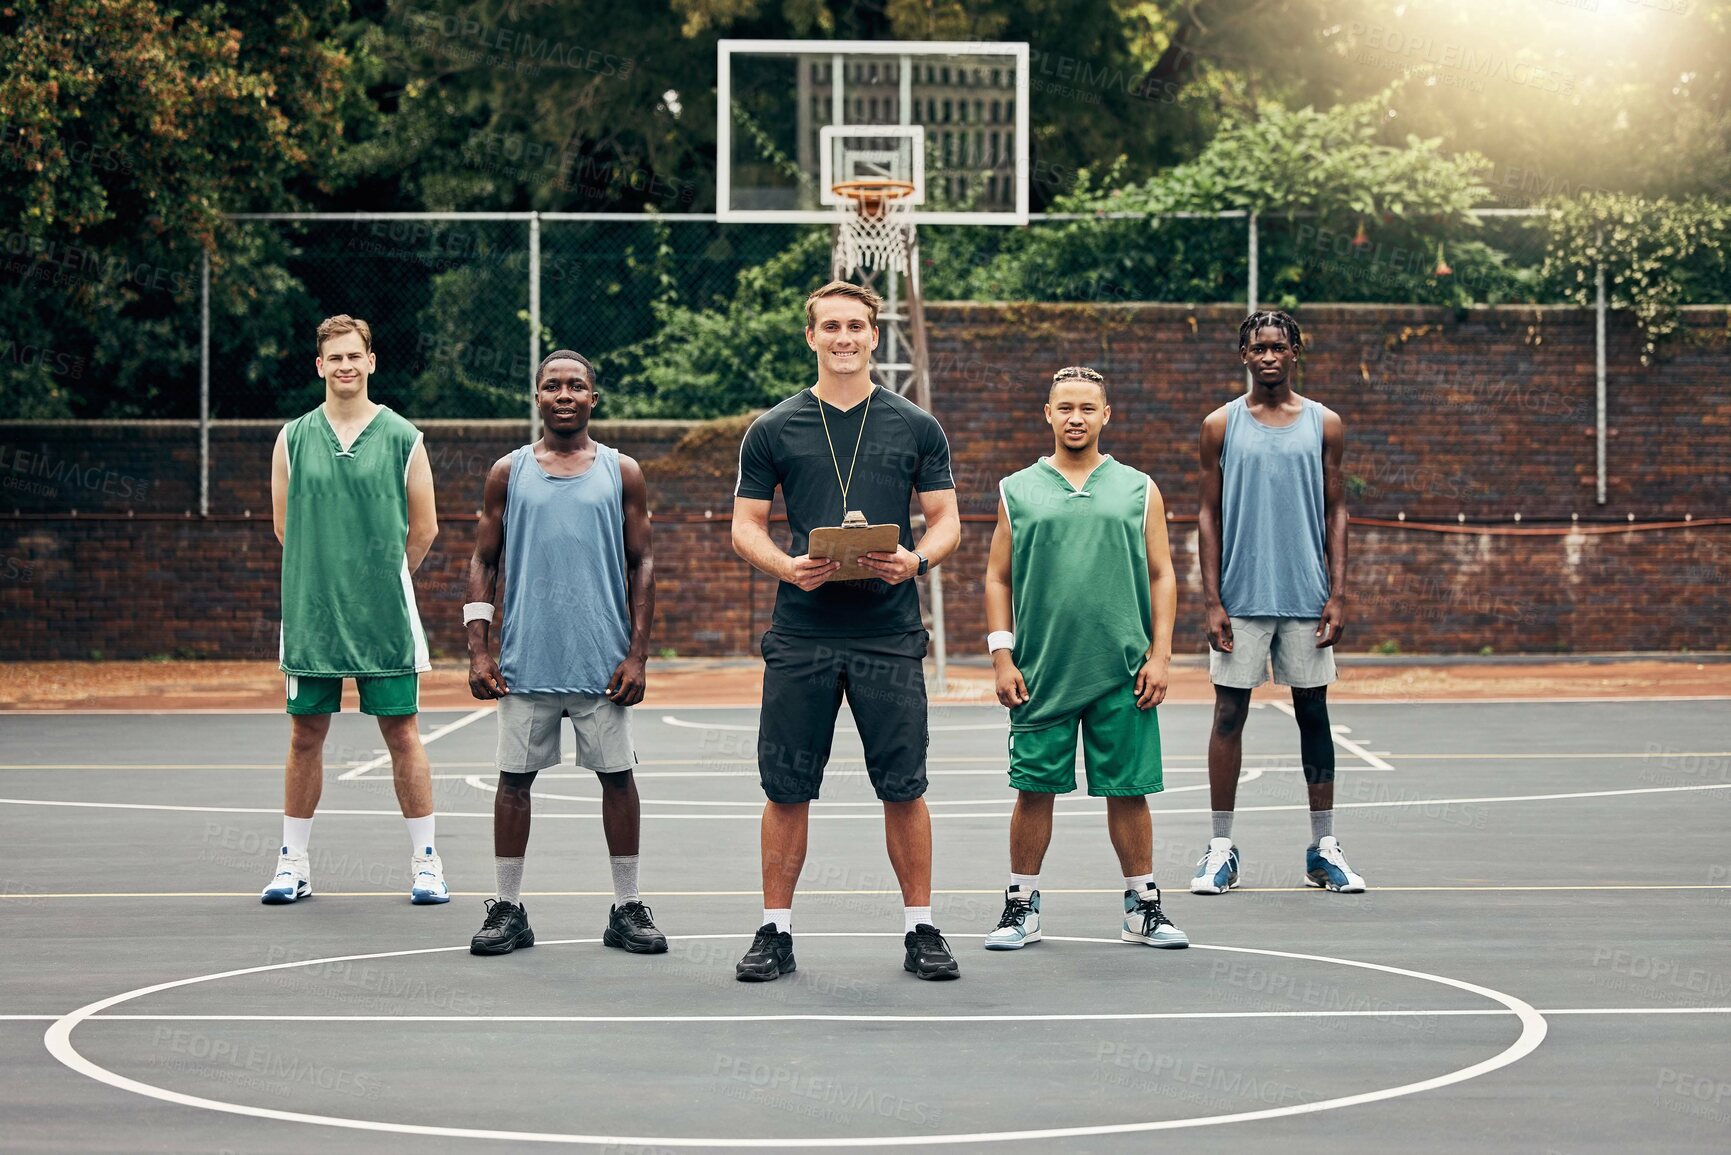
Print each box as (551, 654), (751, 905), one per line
(463, 602), (495, 625)
(987, 631), (1015, 654)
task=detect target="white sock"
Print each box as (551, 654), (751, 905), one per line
(281, 816), (313, 857)
(1125, 873), (1155, 896)
(495, 856), (525, 903)
(610, 855), (641, 905)
(1009, 872), (1040, 896)
(762, 908), (792, 934)
(406, 813), (435, 855)
(904, 905), (933, 933)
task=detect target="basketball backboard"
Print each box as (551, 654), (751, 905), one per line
(717, 39), (1030, 225)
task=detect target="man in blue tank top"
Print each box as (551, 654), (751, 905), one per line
(463, 350), (666, 957)
(1192, 311), (1368, 897)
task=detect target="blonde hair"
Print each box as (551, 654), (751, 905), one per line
(1050, 365), (1107, 401)
(804, 280), (882, 328)
(316, 314), (373, 355)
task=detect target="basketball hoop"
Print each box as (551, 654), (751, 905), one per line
(832, 179), (916, 275)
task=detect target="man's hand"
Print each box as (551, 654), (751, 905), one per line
(857, 546), (919, 585)
(1205, 604), (1234, 653)
(993, 653), (1030, 708)
(1315, 596), (1346, 648)
(606, 655), (647, 706)
(785, 554), (841, 591)
(1134, 655), (1169, 709)
(469, 654), (508, 700)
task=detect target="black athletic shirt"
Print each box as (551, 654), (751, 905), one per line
(735, 386), (954, 637)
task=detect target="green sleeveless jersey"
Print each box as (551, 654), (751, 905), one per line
(1001, 456), (1152, 732)
(279, 405), (430, 677)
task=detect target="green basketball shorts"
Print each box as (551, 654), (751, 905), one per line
(1007, 681), (1162, 797)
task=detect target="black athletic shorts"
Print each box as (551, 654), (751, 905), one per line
(756, 628), (930, 804)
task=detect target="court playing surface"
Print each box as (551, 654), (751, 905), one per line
(4, 693), (1729, 1152)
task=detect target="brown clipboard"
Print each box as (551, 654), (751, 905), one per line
(807, 510), (900, 581)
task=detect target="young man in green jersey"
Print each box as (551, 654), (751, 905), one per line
(263, 314), (447, 906)
(982, 366), (1187, 950)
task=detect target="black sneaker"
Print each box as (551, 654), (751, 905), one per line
(470, 899), (534, 956)
(903, 923), (961, 980)
(735, 923), (795, 982)
(603, 900), (668, 954)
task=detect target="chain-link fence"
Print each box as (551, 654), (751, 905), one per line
(202, 208), (1588, 424)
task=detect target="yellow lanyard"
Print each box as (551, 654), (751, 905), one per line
(816, 386), (873, 519)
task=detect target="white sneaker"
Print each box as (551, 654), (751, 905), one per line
(409, 847), (450, 905)
(1305, 836), (1366, 893)
(261, 846), (311, 904)
(982, 887), (1041, 950)
(1190, 837), (1241, 895)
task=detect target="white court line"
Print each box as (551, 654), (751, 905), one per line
(9, 883), (1731, 900)
(1267, 702), (1396, 771)
(4, 694), (1725, 718)
(42, 1006), (1731, 1023)
(337, 707), (492, 780)
(7, 779), (1731, 820)
(457, 774), (1237, 806)
(660, 714), (1009, 733)
(2, 751), (1719, 772)
(42, 936), (1546, 1147)
(15, 1006), (1730, 1024)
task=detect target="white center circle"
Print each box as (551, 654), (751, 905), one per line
(44, 936), (1547, 1147)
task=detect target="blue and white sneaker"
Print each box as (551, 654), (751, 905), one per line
(409, 847), (450, 905)
(260, 846), (310, 904)
(982, 887), (1041, 950)
(1305, 836), (1366, 893)
(1190, 837), (1240, 895)
(1122, 888), (1189, 948)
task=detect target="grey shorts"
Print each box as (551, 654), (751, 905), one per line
(495, 691), (636, 775)
(1209, 616), (1337, 690)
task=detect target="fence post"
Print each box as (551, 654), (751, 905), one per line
(1595, 259), (1607, 505)
(200, 248), (211, 518)
(1245, 209), (1258, 390)
(529, 212), (542, 442)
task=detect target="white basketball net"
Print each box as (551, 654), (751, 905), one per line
(834, 195), (913, 276)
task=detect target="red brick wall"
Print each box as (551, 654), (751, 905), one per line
(3, 304), (1728, 659)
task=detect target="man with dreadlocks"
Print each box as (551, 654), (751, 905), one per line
(1191, 311), (1367, 896)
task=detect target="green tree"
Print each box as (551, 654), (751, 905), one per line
(0, 0), (354, 417)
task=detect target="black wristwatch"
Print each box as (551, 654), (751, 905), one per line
(914, 550), (930, 576)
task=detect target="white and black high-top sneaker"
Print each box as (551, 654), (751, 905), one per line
(1122, 887), (1189, 948)
(260, 846), (311, 905)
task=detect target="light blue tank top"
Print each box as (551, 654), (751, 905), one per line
(1218, 395), (1330, 618)
(498, 443), (631, 694)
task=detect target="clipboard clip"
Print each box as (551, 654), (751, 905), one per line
(840, 509), (869, 529)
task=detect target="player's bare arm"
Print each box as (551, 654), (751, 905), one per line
(607, 454), (655, 706)
(1317, 406), (1348, 648)
(731, 495), (840, 590)
(859, 486), (961, 585)
(1137, 481), (1177, 709)
(984, 498), (1028, 708)
(1198, 405), (1232, 653)
(404, 438), (438, 572)
(465, 455), (513, 700)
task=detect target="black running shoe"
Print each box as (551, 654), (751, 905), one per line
(735, 923), (795, 982)
(603, 900), (669, 954)
(470, 899), (534, 956)
(903, 923), (961, 980)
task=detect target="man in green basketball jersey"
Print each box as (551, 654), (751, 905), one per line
(263, 314), (447, 906)
(981, 366), (1188, 950)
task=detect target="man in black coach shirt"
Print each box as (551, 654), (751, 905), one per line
(730, 280), (963, 982)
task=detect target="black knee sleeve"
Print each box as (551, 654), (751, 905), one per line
(1293, 695), (1336, 786)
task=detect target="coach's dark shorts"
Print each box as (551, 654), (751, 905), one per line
(757, 629), (930, 804)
